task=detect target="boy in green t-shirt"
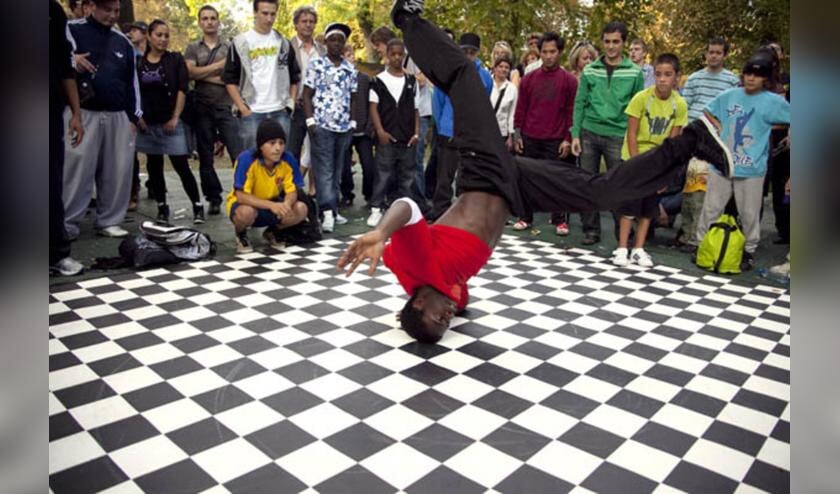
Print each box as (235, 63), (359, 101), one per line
(613, 54), (688, 267)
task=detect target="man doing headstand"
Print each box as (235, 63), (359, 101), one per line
(337, 1), (733, 344)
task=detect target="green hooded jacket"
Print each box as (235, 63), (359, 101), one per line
(571, 55), (645, 139)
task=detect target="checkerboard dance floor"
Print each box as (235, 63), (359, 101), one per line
(49, 236), (790, 493)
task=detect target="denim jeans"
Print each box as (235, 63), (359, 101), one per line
(578, 129), (624, 238)
(414, 115), (432, 198)
(239, 109), (291, 151)
(310, 126), (353, 214)
(519, 135), (574, 225)
(287, 103), (308, 161)
(341, 134), (376, 203)
(371, 143), (417, 208)
(194, 101), (242, 204)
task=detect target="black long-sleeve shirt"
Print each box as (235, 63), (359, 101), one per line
(49, 0), (74, 114)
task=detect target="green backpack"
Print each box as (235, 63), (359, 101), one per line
(696, 214), (745, 274)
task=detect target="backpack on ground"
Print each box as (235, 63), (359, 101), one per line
(695, 214), (745, 274)
(119, 222), (215, 268)
(274, 190), (322, 245)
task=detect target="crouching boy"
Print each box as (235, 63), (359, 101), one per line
(228, 119), (309, 253)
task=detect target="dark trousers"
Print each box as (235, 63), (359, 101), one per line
(578, 129), (624, 239)
(341, 133), (376, 203)
(371, 143), (417, 208)
(194, 101), (242, 204)
(287, 102), (308, 161)
(50, 107), (70, 265)
(429, 134), (459, 219)
(401, 14), (696, 221)
(424, 131), (438, 199)
(519, 135), (573, 224)
(769, 135), (790, 241)
(146, 154), (201, 206)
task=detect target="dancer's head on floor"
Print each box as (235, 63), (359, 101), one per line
(399, 286), (457, 344)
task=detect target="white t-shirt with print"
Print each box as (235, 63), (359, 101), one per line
(246, 30), (283, 113)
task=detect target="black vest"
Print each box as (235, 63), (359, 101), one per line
(371, 73), (416, 144)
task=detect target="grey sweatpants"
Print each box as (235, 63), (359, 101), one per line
(63, 109), (135, 235)
(695, 171), (764, 253)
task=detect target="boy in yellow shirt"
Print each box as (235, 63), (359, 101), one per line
(227, 119), (309, 253)
(614, 54), (688, 267)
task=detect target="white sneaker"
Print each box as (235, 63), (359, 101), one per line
(97, 226), (129, 238)
(630, 248), (654, 267)
(612, 247), (629, 266)
(50, 257), (84, 276)
(335, 213), (349, 225)
(769, 261), (790, 277)
(322, 210), (335, 233)
(367, 208), (383, 227)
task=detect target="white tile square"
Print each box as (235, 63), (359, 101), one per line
(548, 350), (600, 374)
(192, 438), (272, 484)
(49, 432), (105, 474)
(429, 351), (483, 374)
(74, 304), (118, 320)
(233, 371), (294, 400)
(103, 366), (163, 394)
(248, 347), (304, 371)
(370, 349), (424, 372)
(72, 341), (125, 363)
(564, 375), (620, 403)
(131, 343), (184, 366)
(49, 393), (65, 416)
(168, 369), (229, 397)
(683, 438), (754, 481)
(652, 403), (715, 438)
(445, 441), (522, 487)
(216, 401), (283, 436)
(288, 402), (359, 439)
(756, 436), (789, 470)
(371, 329), (414, 349)
(582, 404), (647, 438)
(275, 441), (354, 487)
(712, 352), (761, 375)
(366, 373), (427, 403)
(685, 375), (740, 402)
(313, 328), (366, 348)
(300, 373), (361, 401)
(365, 404), (434, 441)
(143, 398), (211, 434)
(260, 327), (310, 347)
(69, 395), (138, 430)
(625, 376), (682, 403)
(743, 375), (789, 402)
(658, 353), (707, 375)
(605, 352), (655, 375)
(489, 350), (542, 374)
(716, 403), (778, 436)
(190, 344), (242, 368)
(499, 375), (559, 404)
(510, 404), (577, 439)
(152, 323), (202, 342)
(438, 404), (508, 440)
(49, 365), (99, 392)
(361, 442), (438, 489)
(608, 440), (681, 482)
(432, 374), (495, 404)
(528, 440), (602, 485)
(481, 330), (528, 350)
(205, 326), (254, 344)
(308, 348), (363, 373)
(110, 435), (189, 478)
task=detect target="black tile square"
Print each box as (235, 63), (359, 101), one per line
(50, 352), (82, 372)
(135, 459), (217, 493)
(401, 362), (456, 387)
(137, 313), (182, 330)
(59, 330), (109, 350)
(115, 331), (165, 351)
(699, 363), (750, 386)
(404, 423), (474, 462)
(286, 337), (335, 358)
(296, 318), (340, 336)
(333, 388), (395, 419)
(167, 417), (238, 455)
(324, 422), (397, 461)
(506, 323), (547, 340)
(159, 298), (197, 312)
(190, 315), (235, 332)
(275, 360), (330, 384)
(674, 342), (719, 361)
(192, 385), (254, 413)
(339, 361), (393, 386)
(49, 411), (83, 441)
(346, 320), (391, 337)
(245, 420), (317, 459)
(399, 341), (450, 359)
(343, 339), (393, 359)
(262, 387), (324, 417)
(50, 311), (81, 326)
(645, 364), (694, 387)
(699, 325), (738, 341)
(632, 422), (696, 457)
(724, 342), (768, 361)
(90, 414), (159, 451)
(171, 333), (221, 353)
(402, 389), (464, 420)
(205, 299), (246, 314)
(732, 389), (788, 416)
(582, 462), (658, 494)
(586, 363), (637, 387)
(559, 422), (625, 458)
(652, 326), (693, 342)
(607, 390), (665, 419)
(227, 336), (278, 356)
(702, 421), (766, 456)
(49, 456), (129, 493)
(123, 381), (184, 412)
(405, 466), (485, 494)
(556, 324), (597, 340)
(87, 354), (143, 377)
(316, 465), (396, 494)
(514, 341), (562, 360)
(770, 420), (789, 443)
(458, 340), (507, 362)
(482, 421), (551, 461)
(526, 363), (577, 388)
(212, 358), (267, 382)
(570, 341), (616, 361)
(88, 312), (132, 328)
(464, 362), (518, 387)
(54, 380), (116, 409)
(111, 297), (151, 311)
(473, 390), (533, 419)
(624, 342), (668, 362)
(755, 364), (790, 384)
(242, 316), (284, 333)
(744, 325), (784, 342)
(670, 389), (727, 417)
(494, 464), (574, 494)
(150, 356), (204, 379)
(664, 460), (738, 494)
(743, 459), (789, 494)
(65, 296), (104, 309)
(541, 389), (599, 419)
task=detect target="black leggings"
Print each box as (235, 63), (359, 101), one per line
(400, 15), (696, 219)
(146, 154), (201, 205)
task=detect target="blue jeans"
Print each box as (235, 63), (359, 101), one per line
(578, 129), (624, 237)
(414, 115), (432, 198)
(371, 143), (416, 208)
(239, 109), (291, 151)
(310, 127), (353, 213)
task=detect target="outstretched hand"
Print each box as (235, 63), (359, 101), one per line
(336, 230), (386, 277)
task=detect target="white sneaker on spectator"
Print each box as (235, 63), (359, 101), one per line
(50, 257), (84, 276)
(630, 248), (654, 267)
(97, 226), (129, 238)
(770, 261), (790, 277)
(335, 213), (348, 225)
(367, 208), (383, 227)
(612, 247), (629, 266)
(322, 211), (335, 233)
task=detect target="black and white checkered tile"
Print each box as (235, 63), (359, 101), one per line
(49, 236), (790, 493)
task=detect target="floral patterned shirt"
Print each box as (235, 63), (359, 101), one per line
(304, 56), (357, 132)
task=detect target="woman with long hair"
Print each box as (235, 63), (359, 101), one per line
(568, 39), (598, 80)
